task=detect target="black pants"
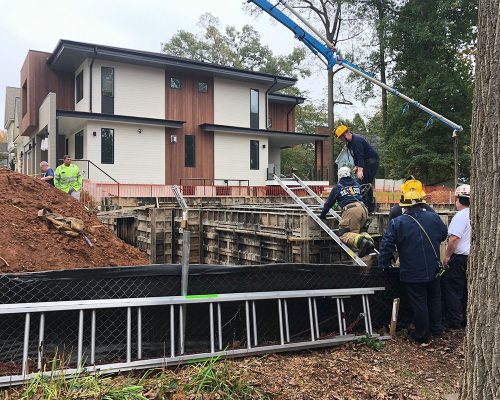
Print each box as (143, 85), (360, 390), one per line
(405, 279), (443, 340)
(362, 157), (379, 212)
(442, 254), (468, 328)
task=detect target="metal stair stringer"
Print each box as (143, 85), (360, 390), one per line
(273, 174), (367, 266)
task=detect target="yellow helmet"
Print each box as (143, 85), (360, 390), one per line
(399, 176), (427, 206)
(335, 125), (349, 137)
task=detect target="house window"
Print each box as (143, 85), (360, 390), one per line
(101, 67), (114, 97)
(185, 135), (195, 167)
(170, 77), (181, 89)
(101, 128), (114, 164)
(75, 131), (84, 159)
(75, 71), (84, 103)
(198, 82), (208, 93)
(250, 140), (259, 170)
(250, 89), (259, 129)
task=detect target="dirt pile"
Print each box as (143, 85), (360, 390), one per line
(0, 168), (149, 274)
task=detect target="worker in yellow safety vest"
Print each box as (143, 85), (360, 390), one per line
(54, 155), (83, 201)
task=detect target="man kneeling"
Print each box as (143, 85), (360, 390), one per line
(319, 166), (375, 257)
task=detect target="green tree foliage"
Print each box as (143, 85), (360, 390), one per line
(163, 13), (311, 80)
(281, 101), (327, 178)
(379, 0), (477, 183)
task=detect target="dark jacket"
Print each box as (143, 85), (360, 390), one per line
(320, 177), (362, 218)
(347, 134), (379, 168)
(388, 203), (436, 221)
(378, 206), (448, 283)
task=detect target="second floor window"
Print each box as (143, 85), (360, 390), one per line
(170, 78), (181, 89)
(198, 82), (208, 93)
(185, 135), (195, 167)
(250, 89), (259, 129)
(250, 140), (259, 170)
(101, 128), (114, 164)
(75, 71), (84, 103)
(101, 67), (114, 97)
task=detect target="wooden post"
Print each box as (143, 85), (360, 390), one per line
(389, 298), (400, 337)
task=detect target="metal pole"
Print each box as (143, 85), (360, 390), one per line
(91, 310), (96, 365)
(37, 313), (45, 371)
(217, 303), (223, 351)
(453, 131), (459, 188)
(126, 307), (132, 363)
(22, 313), (30, 377)
(77, 310), (84, 369)
(181, 221), (191, 355)
(137, 307), (142, 360)
(209, 303), (215, 354)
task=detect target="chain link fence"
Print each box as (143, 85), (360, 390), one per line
(0, 264), (407, 377)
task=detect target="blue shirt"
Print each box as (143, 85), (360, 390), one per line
(44, 168), (55, 186)
(378, 206), (448, 283)
(320, 177), (363, 217)
(347, 134), (379, 168)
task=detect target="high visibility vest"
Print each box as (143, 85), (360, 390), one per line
(54, 164), (82, 193)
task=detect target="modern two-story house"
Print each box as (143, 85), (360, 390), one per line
(19, 40), (328, 186)
(4, 86), (25, 171)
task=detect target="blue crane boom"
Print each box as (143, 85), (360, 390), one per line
(248, 0), (463, 133)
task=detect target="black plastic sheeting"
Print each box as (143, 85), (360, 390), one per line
(0, 264), (411, 373)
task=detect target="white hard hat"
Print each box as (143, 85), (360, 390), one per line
(338, 166), (351, 179)
(455, 184), (470, 198)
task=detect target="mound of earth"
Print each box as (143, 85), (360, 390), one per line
(0, 168), (149, 274)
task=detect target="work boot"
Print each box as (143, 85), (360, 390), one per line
(357, 237), (375, 258)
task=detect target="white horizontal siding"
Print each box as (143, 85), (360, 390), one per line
(213, 78), (267, 129)
(91, 60), (165, 119)
(82, 122), (165, 184)
(214, 132), (268, 186)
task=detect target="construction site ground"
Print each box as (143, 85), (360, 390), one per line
(0, 329), (463, 399)
(0, 168), (149, 273)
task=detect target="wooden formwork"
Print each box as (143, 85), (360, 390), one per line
(136, 208), (173, 264)
(173, 209), (201, 264)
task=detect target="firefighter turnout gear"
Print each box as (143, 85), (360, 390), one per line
(54, 163), (83, 195)
(319, 177), (375, 257)
(455, 184), (470, 198)
(335, 124), (349, 137)
(399, 177), (427, 206)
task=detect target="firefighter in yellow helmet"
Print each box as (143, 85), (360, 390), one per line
(335, 124), (379, 212)
(389, 176), (436, 220)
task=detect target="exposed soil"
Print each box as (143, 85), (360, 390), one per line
(0, 168), (149, 273)
(244, 329), (463, 400)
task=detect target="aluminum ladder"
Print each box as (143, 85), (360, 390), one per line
(273, 174), (368, 266)
(172, 185), (188, 210)
(0, 287), (385, 387)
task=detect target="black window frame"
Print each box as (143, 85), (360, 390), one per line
(75, 71), (84, 103)
(250, 89), (259, 129)
(198, 82), (208, 93)
(250, 139), (260, 170)
(75, 130), (84, 159)
(170, 77), (182, 89)
(101, 128), (114, 164)
(101, 67), (114, 97)
(185, 135), (196, 168)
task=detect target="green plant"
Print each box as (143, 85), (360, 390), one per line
(185, 356), (270, 399)
(358, 334), (386, 351)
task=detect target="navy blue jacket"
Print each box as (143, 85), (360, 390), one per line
(320, 177), (362, 218)
(347, 134), (379, 168)
(379, 206), (448, 283)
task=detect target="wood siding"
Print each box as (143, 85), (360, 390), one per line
(315, 126), (330, 180)
(20, 51), (74, 136)
(268, 102), (295, 132)
(165, 73), (214, 185)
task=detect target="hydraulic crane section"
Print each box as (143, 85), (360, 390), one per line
(248, 0), (463, 133)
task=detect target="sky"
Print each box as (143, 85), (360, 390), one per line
(0, 0), (376, 129)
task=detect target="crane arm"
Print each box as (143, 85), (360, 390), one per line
(248, 0), (463, 132)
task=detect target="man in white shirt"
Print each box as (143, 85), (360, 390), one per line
(442, 184), (471, 329)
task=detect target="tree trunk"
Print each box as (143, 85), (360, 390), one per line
(460, 0), (500, 399)
(328, 68), (336, 184)
(377, 3), (388, 134)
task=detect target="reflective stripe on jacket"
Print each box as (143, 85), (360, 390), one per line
(54, 164), (82, 193)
